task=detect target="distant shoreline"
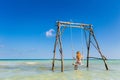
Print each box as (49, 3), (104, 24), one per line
(0, 59), (119, 61)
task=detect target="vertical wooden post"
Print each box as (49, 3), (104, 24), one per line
(90, 28), (108, 70)
(52, 21), (64, 72)
(58, 22), (64, 72)
(86, 30), (91, 68)
(59, 36), (64, 72)
(52, 40), (57, 71)
(52, 26), (59, 71)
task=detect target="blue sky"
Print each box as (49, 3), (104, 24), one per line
(0, 0), (120, 59)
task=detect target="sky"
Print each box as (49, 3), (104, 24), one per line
(0, 0), (120, 59)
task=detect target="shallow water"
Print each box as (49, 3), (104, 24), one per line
(0, 59), (119, 80)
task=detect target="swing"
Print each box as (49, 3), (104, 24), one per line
(52, 21), (109, 72)
(70, 25), (84, 70)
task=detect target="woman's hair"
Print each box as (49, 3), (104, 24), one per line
(76, 51), (81, 54)
(76, 51), (82, 60)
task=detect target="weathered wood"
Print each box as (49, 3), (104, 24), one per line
(87, 30), (91, 68)
(52, 26), (59, 71)
(90, 28), (108, 70)
(52, 21), (64, 72)
(88, 57), (106, 60)
(58, 22), (64, 72)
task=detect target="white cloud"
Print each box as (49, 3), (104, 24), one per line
(46, 29), (55, 37)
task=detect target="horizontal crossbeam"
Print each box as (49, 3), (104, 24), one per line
(57, 21), (92, 29)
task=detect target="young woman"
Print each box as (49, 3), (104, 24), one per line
(75, 51), (83, 65)
(73, 51), (83, 70)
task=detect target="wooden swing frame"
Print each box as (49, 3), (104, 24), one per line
(52, 21), (108, 72)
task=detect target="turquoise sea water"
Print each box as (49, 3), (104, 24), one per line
(0, 59), (120, 80)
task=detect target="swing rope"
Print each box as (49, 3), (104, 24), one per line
(70, 24), (75, 60)
(70, 24), (84, 65)
(81, 28), (84, 55)
(80, 28), (84, 65)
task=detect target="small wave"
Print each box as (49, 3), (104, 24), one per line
(24, 62), (39, 65)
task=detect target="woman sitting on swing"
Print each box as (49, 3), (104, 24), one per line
(73, 51), (83, 70)
(75, 51), (83, 65)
